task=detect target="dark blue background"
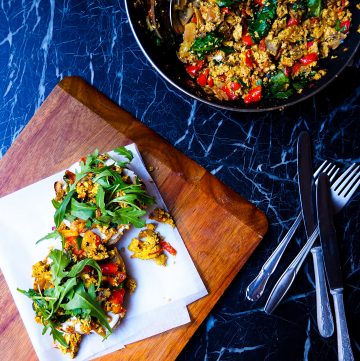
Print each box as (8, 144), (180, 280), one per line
(0, 1), (359, 360)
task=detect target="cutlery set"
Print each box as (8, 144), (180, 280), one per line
(246, 132), (359, 361)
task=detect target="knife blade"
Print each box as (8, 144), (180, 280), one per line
(317, 173), (343, 289)
(317, 174), (354, 361)
(297, 131), (333, 337)
(297, 131), (316, 236)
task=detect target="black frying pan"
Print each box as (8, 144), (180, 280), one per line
(125, 0), (360, 112)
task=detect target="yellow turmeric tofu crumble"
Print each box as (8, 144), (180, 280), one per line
(18, 146), (177, 358)
(174, 0), (352, 104)
(128, 223), (177, 266)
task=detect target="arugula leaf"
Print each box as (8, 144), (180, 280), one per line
(67, 259), (102, 288)
(36, 230), (61, 245)
(112, 207), (146, 228)
(88, 284), (96, 301)
(95, 185), (106, 214)
(249, 0), (277, 43)
(93, 168), (124, 186)
(52, 277), (78, 314)
(50, 325), (68, 348)
(114, 146), (134, 162)
(190, 32), (223, 59)
(62, 284), (112, 334)
(54, 189), (75, 228)
(52, 199), (60, 209)
(49, 249), (71, 285)
(18, 288), (69, 348)
(70, 199), (97, 220)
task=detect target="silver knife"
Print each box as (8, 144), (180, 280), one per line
(317, 174), (354, 361)
(297, 132), (334, 338)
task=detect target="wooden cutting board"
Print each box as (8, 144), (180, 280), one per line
(0, 77), (268, 361)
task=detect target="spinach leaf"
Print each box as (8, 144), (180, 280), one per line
(307, 0), (322, 18)
(191, 32), (223, 59)
(70, 199), (97, 220)
(268, 71), (294, 99)
(54, 189), (75, 228)
(249, 0), (277, 43)
(62, 284), (112, 334)
(216, 0), (241, 7)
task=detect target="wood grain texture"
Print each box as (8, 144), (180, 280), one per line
(0, 76), (268, 361)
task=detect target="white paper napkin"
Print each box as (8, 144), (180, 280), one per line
(0, 144), (207, 361)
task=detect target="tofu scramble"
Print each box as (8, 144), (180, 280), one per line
(176, 0), (352, 103)
(18, 147), (177, 358)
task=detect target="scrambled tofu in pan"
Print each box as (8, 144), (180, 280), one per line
(176, 0), (352, 103)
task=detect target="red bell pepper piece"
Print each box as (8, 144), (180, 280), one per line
(185, 60), (204, 77)
(222, 7), (230, 14)
(109, 288), (125, 305)
(100, 263), (119, 275)
(306, 41), (314, 49)
(191, 15), (197, 23)
(242, 34), (254, 47)
(244, 86), (262, 104)
(245, 49), (253, 68)
(66, 236), (84, 256)
(287, 17), (298, 27)
(207, 76), (214, 87)
(230, 81), (241, 91)
(300, 53), (318, 65)
(221, 85), (239, 101)
(196, 69), (210, 87)
(65, 170), (75, 184)
(340, 20), (350, 34)
(197, 73), (207, 86)
(292, 62), (302, 76)
(160, 241), (177, 256)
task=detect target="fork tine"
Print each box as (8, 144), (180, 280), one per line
(340, 168), (360, 197)
(321, 162), (333, 176)
(331, 163), (356, 190)
(314, 160), (329, 178)
(329, 168), (340, 183)
(326, 164), (338, 179)
(344, 177), (360, 199)
(337, 165), (360, 195)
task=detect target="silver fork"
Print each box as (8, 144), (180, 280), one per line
(264, 164), (360, 314)
(246, 160), (339, 302)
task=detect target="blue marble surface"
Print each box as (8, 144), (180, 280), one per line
(0, 1), (359, 360)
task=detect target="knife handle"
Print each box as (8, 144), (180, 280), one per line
(264, 227), (319, 314)
(311, 247), (334, 338)
(332, 290), (354, 361)
(246, 213), (303, 301)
